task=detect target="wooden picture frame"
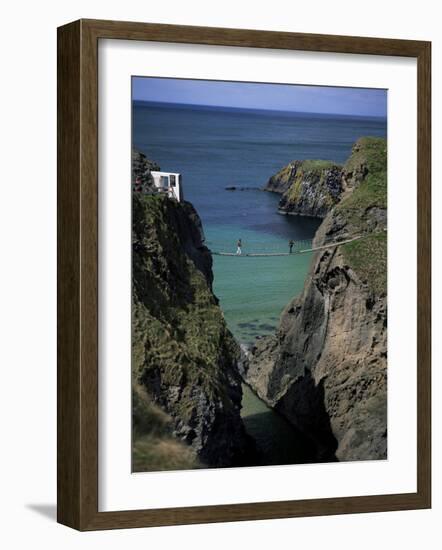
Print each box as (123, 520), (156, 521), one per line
(57, 18), (431, 530)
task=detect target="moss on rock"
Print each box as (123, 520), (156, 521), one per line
(339, 136), (387, 211)
(265, 159), (343, 218)
(342, 232), (387, 296)
(337, 137), (388, 295)
(132, 193), (249, 469)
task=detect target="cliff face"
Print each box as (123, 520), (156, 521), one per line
(132, 191), (249, 469)
(247, 138), (387, 462)
(265, 159), (343, 218)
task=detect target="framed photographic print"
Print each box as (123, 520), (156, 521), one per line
(57, 19), (431, 530)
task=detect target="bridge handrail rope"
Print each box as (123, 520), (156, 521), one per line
(208, 229), (386, 257)
(206, 239), (313, 251)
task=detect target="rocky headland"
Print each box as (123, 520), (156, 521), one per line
(246, 137), (388, 462)
(264, 159), (343, 218)
(132, 149), (251, 471)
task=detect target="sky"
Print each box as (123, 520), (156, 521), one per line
(132, 77), (387, 118)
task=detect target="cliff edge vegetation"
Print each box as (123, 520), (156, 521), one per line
(132, 382), (199, 472)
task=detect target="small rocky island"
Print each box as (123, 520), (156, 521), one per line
(265, 159), (344, 218)
(245, 137), (388, 461)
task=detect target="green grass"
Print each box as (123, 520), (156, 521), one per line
(132, 383), (200, 472)
(298, 159), (338, 172)
(342, 232), (387, 295)
(336, 138), (387, 295)
(344, 137), (387, 174)
(132, 436), (200, 472)
(339, 137), (387, 212)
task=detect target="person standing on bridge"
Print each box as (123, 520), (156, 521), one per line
(289, 239), (295, 254)
(236, 239), (242, 255)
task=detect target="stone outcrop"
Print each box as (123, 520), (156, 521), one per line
(247, 137), (388, 462)
(132, 187), (250, 469)
(264, 159), (343, 218)
(132, 149), (160, 193)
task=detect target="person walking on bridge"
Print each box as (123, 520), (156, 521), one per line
(236, 239), (242, 255)
(289, 239), (295, 254)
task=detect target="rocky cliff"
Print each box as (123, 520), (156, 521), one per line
(132, 184), (250, 469)
(247, 137), (387, 462)
(265, 159), (343, 218)
(132, 149), (160, 193)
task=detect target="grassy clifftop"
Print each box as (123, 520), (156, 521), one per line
(339, 136), (387, 212)
(337, 137), (387, 296)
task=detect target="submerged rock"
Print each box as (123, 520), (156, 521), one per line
(248, 138), (388, 462)
(225, 186), (262, 191)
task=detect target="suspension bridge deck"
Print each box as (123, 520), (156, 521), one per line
(210, 236), (362, 257)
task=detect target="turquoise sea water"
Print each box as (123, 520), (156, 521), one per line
(211, 227), (315, 344)
(133, 101), (386, 344)
(133, 100), (387, 464)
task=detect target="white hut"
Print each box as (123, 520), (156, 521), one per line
(151, 171), (183, 202)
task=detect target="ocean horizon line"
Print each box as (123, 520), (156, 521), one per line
(132, 99), (387, 120)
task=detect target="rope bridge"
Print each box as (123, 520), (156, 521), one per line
(209, 235), (363, 257)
